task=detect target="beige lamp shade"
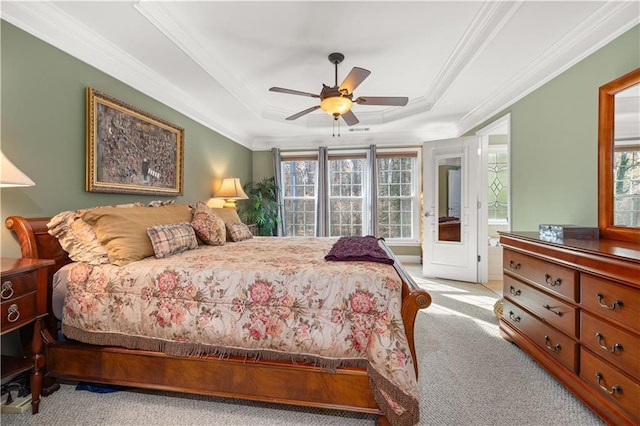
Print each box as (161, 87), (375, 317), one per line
(1, 151), (35, 187)
(214, 177), (248, 208)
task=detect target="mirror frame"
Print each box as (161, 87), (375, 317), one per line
(598, 67), (640, 243)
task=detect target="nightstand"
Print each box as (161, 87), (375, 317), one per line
(1, 257), (54, 414)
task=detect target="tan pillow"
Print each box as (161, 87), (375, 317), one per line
(211, 208), (242, 224)
(47, 203), (143, 265)
(82, 204), (192, 265)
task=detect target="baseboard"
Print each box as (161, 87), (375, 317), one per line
(395, 255), (421, 265)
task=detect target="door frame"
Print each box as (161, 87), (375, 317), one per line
(422, 136), (480, 283)
(475, 113), (511, 283)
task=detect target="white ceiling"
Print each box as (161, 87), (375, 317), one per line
(2, 1), (638, 151)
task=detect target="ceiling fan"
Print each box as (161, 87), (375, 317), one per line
(269, 52), (408, 126)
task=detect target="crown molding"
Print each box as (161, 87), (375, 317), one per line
(134, 2), (265, 120)
(250, 129), (423, 152)
(457, 1), (640, 135)
(1, 1), (252, 149)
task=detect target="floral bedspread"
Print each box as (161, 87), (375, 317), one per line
(60, 237), (419, 425)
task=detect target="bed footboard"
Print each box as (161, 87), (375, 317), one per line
(380, 241), (431, 376)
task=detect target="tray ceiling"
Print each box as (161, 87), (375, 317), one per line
(2, 1), (638, 150)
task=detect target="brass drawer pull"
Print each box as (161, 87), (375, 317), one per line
(544, 274), (561, 286)
(544, 336), (561, 352)
(543, 304), (563, 317)
(595, 333), (623, 354)
(508, 311), (521, 322)
(7, 304), (20, 323)
(1, 281), (14, 299)
(509, 286), (521, 296)
(595, 372), (622, 395)
(596, 293), (623, 310)
(509, 261), (521, 270)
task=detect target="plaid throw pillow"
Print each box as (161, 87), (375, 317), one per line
(226, 222), (253, 242)
(190, 201), (226, 245)
(147, 222), (198, 258)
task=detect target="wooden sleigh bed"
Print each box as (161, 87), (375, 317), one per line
(6, 214), (431, 426)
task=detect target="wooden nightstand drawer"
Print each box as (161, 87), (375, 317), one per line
(504, 275), (577, 337)
(581, 275), (639, 333)
(1, 270), (38, 301)
(503, 299), (578, 371)
(1, 291), (38, 333)
(581, 311), (640, 380)
(503, 249), (577, 302)
(580, 348), (640, 423)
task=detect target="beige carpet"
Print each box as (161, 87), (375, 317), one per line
(1, 268), (604, 425)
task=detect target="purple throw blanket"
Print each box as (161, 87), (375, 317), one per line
(325, 236), (394, 265)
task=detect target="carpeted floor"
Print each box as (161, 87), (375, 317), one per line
(2, 266), (604, 425)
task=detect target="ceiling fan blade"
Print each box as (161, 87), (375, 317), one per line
(339, 67), (371, 94)
(286, 105), (321, 121)
(341, 110), (359, 126)
(354, 96), (408, 106)
(270, 87), (320, 99)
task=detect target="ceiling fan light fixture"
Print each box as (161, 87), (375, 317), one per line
(320, 96), (352, 116)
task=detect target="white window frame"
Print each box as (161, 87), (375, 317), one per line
(327, 149), (370, 237)
(278, 147), (422, 244)
(376, 147), (422, 245)
(280, 152), (319, 237)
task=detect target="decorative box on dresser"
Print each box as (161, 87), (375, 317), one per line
(1, 257), (54, 414)
(498, 232), (640, 425)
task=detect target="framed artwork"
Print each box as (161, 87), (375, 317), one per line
(86, 87), (184, 196)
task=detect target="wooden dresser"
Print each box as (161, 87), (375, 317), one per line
(498, 232), (640, 425)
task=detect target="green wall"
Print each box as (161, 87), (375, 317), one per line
(1, 21), (253, 258)
(470, 25), (639, 231)
(251, 150), (274, 183)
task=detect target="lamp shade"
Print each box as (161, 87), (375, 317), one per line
(1, 151), (35, 187)
(214, 177), (248, 208)
(320, 96), (353, 116)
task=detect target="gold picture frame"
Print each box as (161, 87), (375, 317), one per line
(86, 88), (184, 196)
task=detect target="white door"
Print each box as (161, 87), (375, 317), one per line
(423, 137), (480, 282)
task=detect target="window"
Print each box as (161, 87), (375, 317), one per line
(377, 154), (417, 239)
(328, 156), (366, 237)
(487, 146), (509, 223)
(281, 157), (318, 236)
(278, 147), (421, 243)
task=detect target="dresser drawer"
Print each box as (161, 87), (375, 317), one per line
(580, 347), (640, 422)
(503, 275), (577, 337)
(1, 291), (38, 333)
(581, 311), (640, 380)
(503, 249), (577, 301)
(503, 299), (578, 371)
(581, 275), (639, 333)
(1, 270), (38, 302)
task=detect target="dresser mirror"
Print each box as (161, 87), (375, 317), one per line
(598, 67), (640, 242)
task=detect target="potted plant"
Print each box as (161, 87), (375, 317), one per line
(239, 176), (281, 236)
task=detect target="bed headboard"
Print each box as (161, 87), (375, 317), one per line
(5, 215), (71, 274)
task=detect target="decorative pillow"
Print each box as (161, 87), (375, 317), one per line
(47, 203), (143, 265)
(226, 222), (253, 242)
(82, 203), (192, 265)
(147, 222), (198, 259)
(190, 201), (226, 246)
(211, 207), (243, 225)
